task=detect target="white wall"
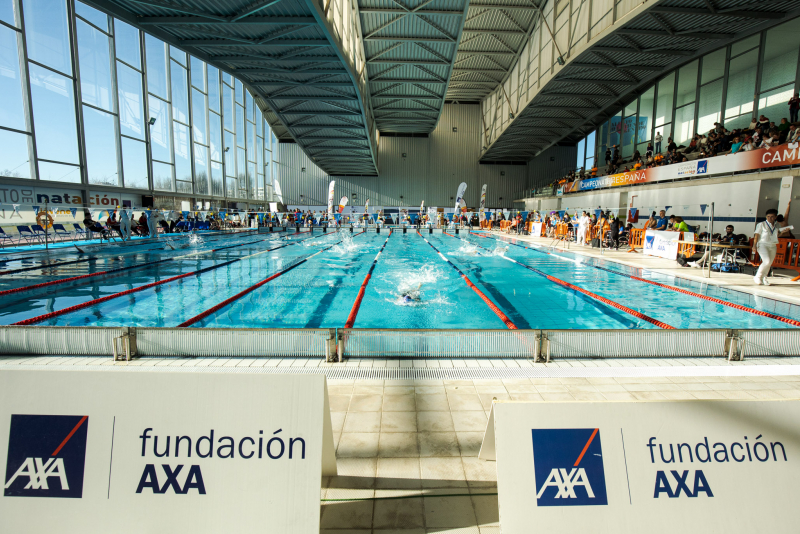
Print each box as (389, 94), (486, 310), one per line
(274, 104), (528, 209)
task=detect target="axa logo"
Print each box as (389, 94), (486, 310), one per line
(697, 160), (708, 174)
(4, 414), (89, 498)
(644, 235), (655, 249)
(532, 428), (608, 506)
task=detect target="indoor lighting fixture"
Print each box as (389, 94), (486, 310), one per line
(148, 117), (157, 125)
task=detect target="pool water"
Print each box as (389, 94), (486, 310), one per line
(0, 229), (797, 330)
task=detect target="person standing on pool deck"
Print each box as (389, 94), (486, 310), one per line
(577, 211), (590, 246)
(146, 209), (158, 239)
(118, 206), (131, 241)
(752, 208), (791, 285)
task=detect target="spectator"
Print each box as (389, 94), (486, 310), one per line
(646, 142), (654, 158)
(605, 147), (611, 166)
(790, 93), (800, 123)
(673, 216), (690, 233)
(655, 131), (663, 153)
(644, 211), (657, 230)
(788, 125), (800, 143)
(730, 136), (744, 154)
(667, 137), (677, 152)
(758, 115), (769, 127)
(608, 215), (621, 249)
(654, 210), (668, 231)
(778, 118), (791, 135)
(748, 116), (758, 130)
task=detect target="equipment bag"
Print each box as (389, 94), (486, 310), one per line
(591, 238), (601, 248)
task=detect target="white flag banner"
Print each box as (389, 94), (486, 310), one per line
(327, 181), (336, 216)
(454, 182), (467, 213)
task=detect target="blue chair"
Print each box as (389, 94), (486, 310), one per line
(52, 223), (71, 240)
(31, 224), (49, 242)
(0, 227), (14, 245)
(16, 226), (39, 244)
(72, 223), (87, 239)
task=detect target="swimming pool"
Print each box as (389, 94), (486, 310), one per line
(0, 228), (798, 331)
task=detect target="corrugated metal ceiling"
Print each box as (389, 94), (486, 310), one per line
(480, 0), (800, 162)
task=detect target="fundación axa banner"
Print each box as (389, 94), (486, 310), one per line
(492, 400), (798, 533)
(0, 370), (335, 534)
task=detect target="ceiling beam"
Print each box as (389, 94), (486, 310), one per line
(590, 46), (693, 56)
(299, 136), (368, 140)
(550, 78), (637, 85)
(372, 108), (439, 112)
(288, 124), (365, 128)
(233, 68), (347, 74)
(358, 8), (461, 14)
(367, 59), (450, 65)
(614, 28), (732, 39)
(180, 39), (330, 46)
(254, 81), (353, 87)
(370, 78), (447, 83)
(372, 94), (442, 99)
(137, 16), (316, 25)
(270, 95), (357, 100)
(462, 29), (526, 35)
(364, 36), (455, 43)
(566, 62), (663, 72)
(648, 6), (784, 19)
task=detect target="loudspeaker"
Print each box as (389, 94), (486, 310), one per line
(141, 195), (154, 208)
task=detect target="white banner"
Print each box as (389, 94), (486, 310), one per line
(454, 182), (467, 213)
(482, 400), (799, 534)
(643, 229), (680, 260)
(531, 222), (543, 236)
(327, 181), (335, 216)
(0, 370), (336, 533)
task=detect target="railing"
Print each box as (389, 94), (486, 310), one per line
(0, 326), (797, 360)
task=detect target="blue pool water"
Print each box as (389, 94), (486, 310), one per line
(0, 228), (797, 330)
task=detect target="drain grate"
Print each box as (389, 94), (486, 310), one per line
(4, 358), (800, 378)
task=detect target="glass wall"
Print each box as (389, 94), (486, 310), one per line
(0, 0), (274, 205)
(572, 18), (800, 169)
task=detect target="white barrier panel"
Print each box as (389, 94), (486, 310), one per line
(480, 400), (798, 533)
(643, 229), (680, 260)
(0, 370), (337, 533)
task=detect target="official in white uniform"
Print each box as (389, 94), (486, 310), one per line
(752, 208), (788, 285)
(577, 211), (590, 246)
(146, 209), (158, 239)
(118, 207), (131, 241)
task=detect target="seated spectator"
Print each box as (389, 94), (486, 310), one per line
(748, 116), (758, 130)
(730, 136), (743, 154)
(778, 118), (790, 134)
(654, 210), (668, 231)
(667, 137), (677, 152)
(645, 143), (653, 158)
(82, 211), (104, 234)
(673, 216), (690, 233)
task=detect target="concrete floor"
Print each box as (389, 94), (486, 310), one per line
(485, 229), (800, 305)
(319, 372), (800, 534)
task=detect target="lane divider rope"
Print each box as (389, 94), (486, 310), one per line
(449, 232), (674, 329)
(12, 232), (325, 326)
(417, 230), (517, 329)
(472, 231), (800, 328)
(0, 229), (263, 277)
(344, 230), (392, 329)
(0, 234), (297, 298)
(178, 231), (364, 328)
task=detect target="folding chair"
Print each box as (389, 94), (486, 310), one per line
(0, 227), (14, 246)
(73, 223), (87, 239)
(31, 224), (50, 242)
(52, 224), (72, 240)
(16, 226), (39, 245)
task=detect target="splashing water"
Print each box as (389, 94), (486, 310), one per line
(188, 233), (204, 246)
(331, 230), (360, 254)
(384, 263), (447, 307)
(490, 244), (508, 256)
(457, 239), (480, 256)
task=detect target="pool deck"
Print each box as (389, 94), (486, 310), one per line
(482, 229), (800, 306)
(2, 355), (800, 534)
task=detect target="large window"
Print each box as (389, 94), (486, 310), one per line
(2, 0), (283, 204)
(571, 18), (800, 168)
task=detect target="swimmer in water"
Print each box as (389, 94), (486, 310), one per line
(398, 283), (422, 304)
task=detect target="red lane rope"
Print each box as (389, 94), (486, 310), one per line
(473, 231), (800, 328)
(344, 230), (392, 328)
(0, 236), (278, 297)
(178, 230), (365, 328)
(13, 233), (326, 326)
(452, 232), (675, 329)
(417, 230), (517, 329)
(0, 229), (264, 277)
(594, 266), (800, 328)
